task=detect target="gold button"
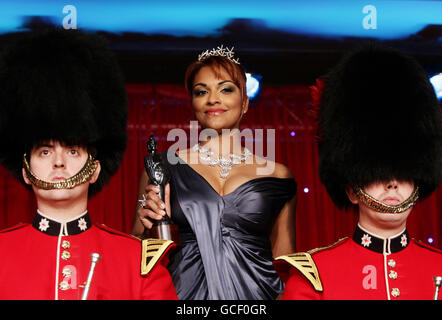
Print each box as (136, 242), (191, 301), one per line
(59, 281), (70, 290)
(61, 250), (71, 260)
(389, 270), (398, 280)
(61, 240), (70, 249)
(62, 267), (72, 277)
(388, 259), (396, 268)
(391, 288), (400, 298)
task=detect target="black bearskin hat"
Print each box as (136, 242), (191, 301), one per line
(0, 28), (127, 196)
(318, 44), (441, 207)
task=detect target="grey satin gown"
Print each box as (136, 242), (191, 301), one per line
(164, 151), (297, 300)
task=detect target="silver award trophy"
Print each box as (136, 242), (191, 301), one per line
(143, 134), (180, 244)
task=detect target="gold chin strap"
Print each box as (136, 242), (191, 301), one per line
(23, 153), (98, 190)
(353, 185), (419, 214)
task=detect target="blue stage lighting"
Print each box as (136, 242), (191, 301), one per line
(430, 74), (442, 100)
(246, 73), (261, 99)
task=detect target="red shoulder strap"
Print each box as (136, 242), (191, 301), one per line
(95, 224), (141, 241)
(412, 239), (442, 254)
(0, 223), (29, 234)
(308, 237), (349, 255)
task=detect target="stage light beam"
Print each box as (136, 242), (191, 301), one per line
(430, 74), (442, 99)
(246, 73), (261, 99)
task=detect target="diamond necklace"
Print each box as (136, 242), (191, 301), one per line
(192, 144), (252, 179)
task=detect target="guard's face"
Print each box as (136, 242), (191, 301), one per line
(348, 180), (415, 229)
(363, 181), (415, 207)
(22, 140), (99, 201)
(191, 66), (248, 132)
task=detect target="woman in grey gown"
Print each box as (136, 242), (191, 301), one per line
(132, 47), (297, 300)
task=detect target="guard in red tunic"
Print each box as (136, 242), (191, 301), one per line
(0, 28), (177, 300)
(274, 45), (442, 300)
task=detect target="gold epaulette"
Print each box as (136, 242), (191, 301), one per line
(275, 252), (323, 292)
(141, 238), (174, 276)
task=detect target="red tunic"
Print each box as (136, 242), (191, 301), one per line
(275, 225), (442, 300)
(0, 211), (178, 300)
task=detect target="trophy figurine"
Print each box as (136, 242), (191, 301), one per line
(143, 134), (180, 245)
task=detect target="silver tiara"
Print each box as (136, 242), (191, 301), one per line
(198, 45), (240, 65)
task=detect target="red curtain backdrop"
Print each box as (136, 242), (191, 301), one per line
(0, 83), (440, 251)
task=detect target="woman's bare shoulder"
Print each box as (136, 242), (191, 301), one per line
(252, 155), (293, 179)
